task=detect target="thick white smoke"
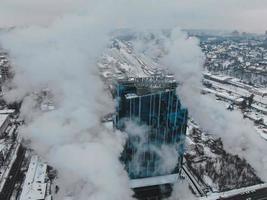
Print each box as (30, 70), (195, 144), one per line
(169, 180), (197, 200)
(0, 14), (135, 199)
(163, 30), (267, 182)
(124, 120), (179, 176)
(0, 1), (207, 200)
(134, 28), (267, 182)
(2, 0), (266, 197)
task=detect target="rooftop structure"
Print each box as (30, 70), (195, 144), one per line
(0, 110), (23, 200)
(116, 75), (177, 96)
(0, 114), (9, 138)
(19, 156), (50, 200)
(0, 52), (12, 84)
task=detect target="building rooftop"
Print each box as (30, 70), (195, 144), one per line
(0, 109), (15, 114)
(118, 75), (177, 96)
(125, 93), (138, 99)
(130, 173), (179, 188)
(19, 156), (47, 200)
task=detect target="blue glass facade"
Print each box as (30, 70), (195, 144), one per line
(114, 78), (188, 179)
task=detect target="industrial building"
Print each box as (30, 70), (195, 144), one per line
(0, 109), (25, 200)
(0, 52), (11, 84)
(19, 156), (52, 200)
(0, 113), (10, 138)
(114, 76), (188, 199)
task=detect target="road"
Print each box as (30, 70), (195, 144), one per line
(222, 187), (267, 200)
(0, 145), (25, 200)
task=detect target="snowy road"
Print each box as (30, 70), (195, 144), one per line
(222, 187), (267, 200)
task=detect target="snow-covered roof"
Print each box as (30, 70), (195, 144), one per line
(203, 72), (232, 82)
(255, 127), (267, 140)
(252, 88), (267, 96)
(125, 93), (138, 99)
(0, 143), (6, 153)
(201, 183), (267, 200)
(0, 109), (15, 114)
(99, 40), (170, 83)
(19, 156), (47, 200)
(0, 114), (8, 128)
(130, 173), (178, 188)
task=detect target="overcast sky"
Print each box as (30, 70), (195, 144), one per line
(0, 0), (266, 33)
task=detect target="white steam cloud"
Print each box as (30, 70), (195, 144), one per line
(3, 1), (264, 199)
(164, 31), (267, 182)
(134, 28), (267, 182)
(4, 0), (267, 200)
(124, 120), (179, 176)
(0, 1), (205, 200)
(0, 13), (134, 199)
(169, 180), (197, 200)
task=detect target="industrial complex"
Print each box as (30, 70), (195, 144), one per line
(0, 31), (267, 200)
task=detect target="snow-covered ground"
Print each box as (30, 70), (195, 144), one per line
(184, 121), (261, 194)
(99, 40), (267, 198)
(200, 183), (267, 200)
(203, 74), (267, 141)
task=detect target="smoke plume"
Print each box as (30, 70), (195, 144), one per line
(134, 28), (267, 182)
(163, 30), (267, 182)
(2, 1), (266, 198)
(0, 13), (135, 199)
(3, 1), (264, 200)
(0, 1), (207, 199)
(124, 120), (179, 177)
(169, 180), (197, 200)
